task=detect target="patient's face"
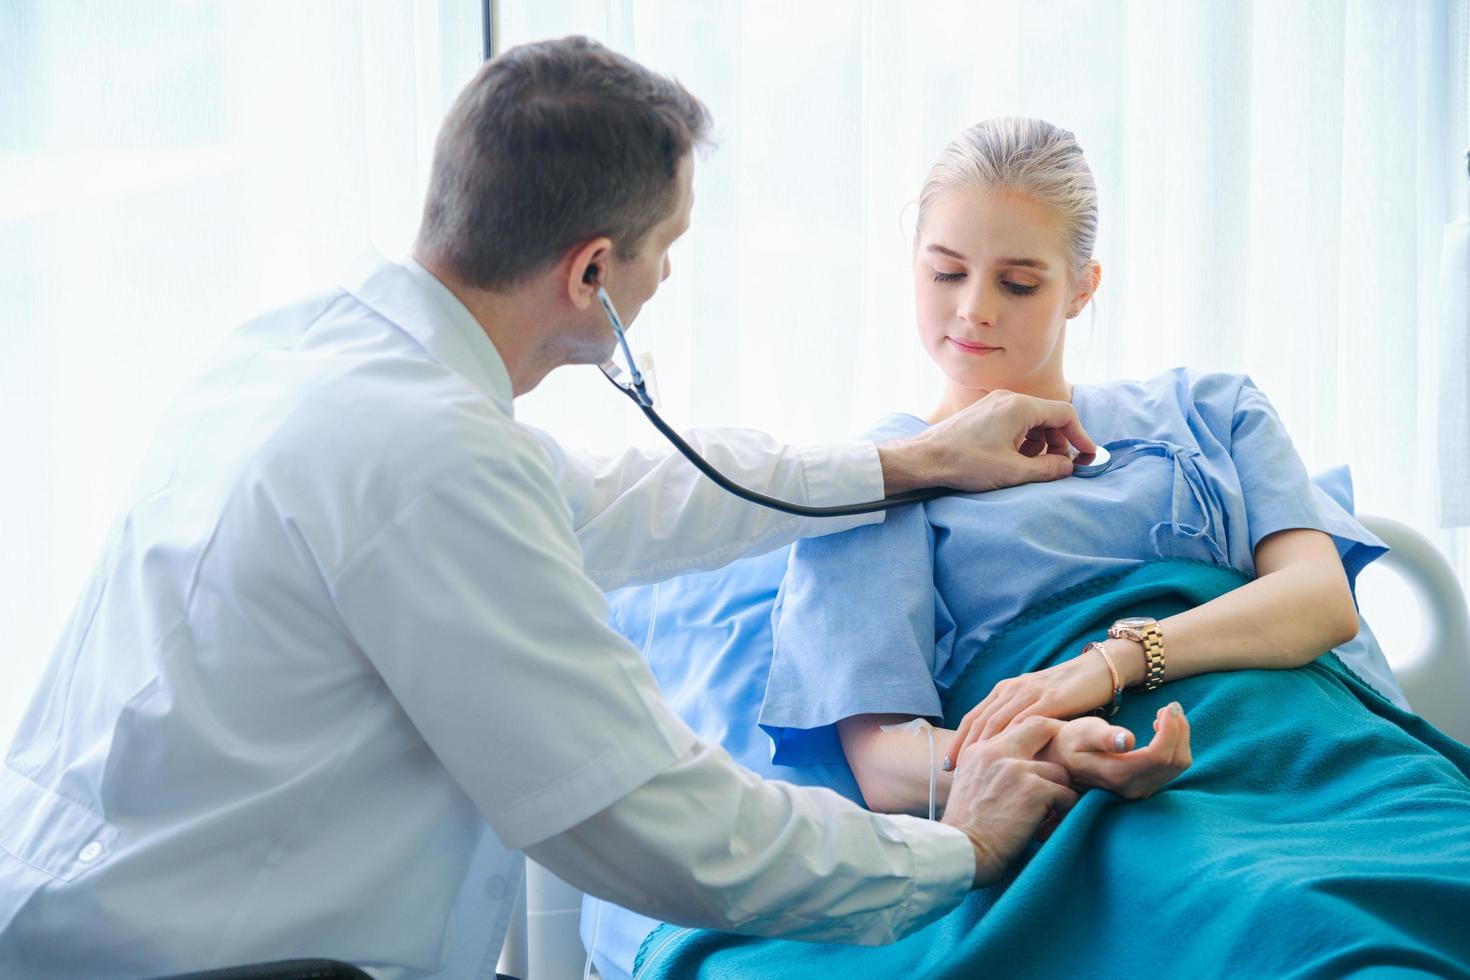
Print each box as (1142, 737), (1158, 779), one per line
(913, 190), (1074, 397)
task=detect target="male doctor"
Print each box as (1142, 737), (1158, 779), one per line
(0, 36), (1186, 979)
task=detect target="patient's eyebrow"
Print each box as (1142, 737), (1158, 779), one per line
(925, 244), (1050, 271)
(926, 244), (968, 261)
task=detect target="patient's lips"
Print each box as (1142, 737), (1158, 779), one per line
(947, 336), (1001, 356)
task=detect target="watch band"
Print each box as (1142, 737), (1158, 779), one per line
(1109, 620), (1166, 691)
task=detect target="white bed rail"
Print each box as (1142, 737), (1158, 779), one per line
(1357, 515), (1470, 745)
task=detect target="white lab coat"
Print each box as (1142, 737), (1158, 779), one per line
(0, 256), (973, 979)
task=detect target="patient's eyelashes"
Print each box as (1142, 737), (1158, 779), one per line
(929, 272), (1038, 296)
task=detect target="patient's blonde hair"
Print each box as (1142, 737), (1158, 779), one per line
(916, 117), (1098, 283)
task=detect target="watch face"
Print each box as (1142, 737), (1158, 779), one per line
(1116, 617), (1155, 629)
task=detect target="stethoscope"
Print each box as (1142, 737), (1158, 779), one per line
(595, 284), (1117, 516)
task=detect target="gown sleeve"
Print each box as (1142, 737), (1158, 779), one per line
(1224, 376), (1387, 586)
(758, 499), (956, 767)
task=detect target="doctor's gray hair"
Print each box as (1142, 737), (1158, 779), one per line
(416, 36), (711, 290)
(916, 118), (1098, 282)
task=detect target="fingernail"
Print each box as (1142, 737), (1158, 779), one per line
(940, 756), (953, 772)
(1113, 731), (1128, 752)
(1169, 702), (1183, 716)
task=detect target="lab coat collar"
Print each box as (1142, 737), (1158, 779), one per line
(342, 249), (516, 414)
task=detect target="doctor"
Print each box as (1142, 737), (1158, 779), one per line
(0, 36), (1169, 979)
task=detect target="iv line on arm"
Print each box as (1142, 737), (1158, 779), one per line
(879, 718), (939, 821)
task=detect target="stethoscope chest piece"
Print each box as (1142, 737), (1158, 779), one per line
(1070, 444), (1112, 478)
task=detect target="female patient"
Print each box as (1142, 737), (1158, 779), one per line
(588, 120), (1470, 979)
(758, 116), (1372, 813)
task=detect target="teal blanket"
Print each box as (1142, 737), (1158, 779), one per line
(633, 560), (1470, 978)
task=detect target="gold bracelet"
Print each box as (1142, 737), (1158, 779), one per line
(1084, 641), (1122, 717)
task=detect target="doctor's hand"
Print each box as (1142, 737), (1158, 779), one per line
(949, 647), (1122, 755)
(1038, 705), (1193, 801)
(879, 390), (1096, 496)
(940, 717), (1079, 887)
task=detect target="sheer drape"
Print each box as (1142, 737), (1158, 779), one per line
(2, 1), (1466, 744)
(503, 0), (1469, 622)
(0, 1), (481, 744)
(1441, 4), (1470, 528)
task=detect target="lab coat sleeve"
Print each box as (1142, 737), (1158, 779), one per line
(328, 427), (701, 848)
(521, 425), (887, 591)
(526, 738), (976, 946)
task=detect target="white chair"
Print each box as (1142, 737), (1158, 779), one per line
(503, 514), (1470, 979)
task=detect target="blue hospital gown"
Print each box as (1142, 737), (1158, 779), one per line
(582, 369), (1396, 980)
(757, 369), (1390, 766)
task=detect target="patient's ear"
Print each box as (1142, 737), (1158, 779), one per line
(1070, 261), (1102, 315)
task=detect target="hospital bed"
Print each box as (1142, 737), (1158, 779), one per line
(498, 513), (1470, 980)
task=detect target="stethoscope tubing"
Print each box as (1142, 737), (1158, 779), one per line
(594, 283), (1105, 517)
(601, 371), (949, 517)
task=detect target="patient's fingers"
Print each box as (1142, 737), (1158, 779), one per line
(980, 696), (1027, 739)
(1097, 723), (1134, 754)
(951, 687), (1007, 766)
(1119, 703), (1190, 797)
(1162, 703), (1192, 769)
(1057, 705), (1189, 800)
(1148, 702), (1187, 764)
(1000, 704), (1040, 734)
(1052, 716), (1133, 758)
(949, 715), (978, 770)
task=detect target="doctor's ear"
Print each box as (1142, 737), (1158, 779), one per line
(566, 237), (613, 308)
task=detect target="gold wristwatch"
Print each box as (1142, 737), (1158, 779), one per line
(1108, 617), (1165, 691)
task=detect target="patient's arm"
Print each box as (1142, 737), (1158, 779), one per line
(839, 705), (1191, 816)
(838, 714), (961, 816)
(953, 528), (1360, 748)
(1114, 527), (1359, 685)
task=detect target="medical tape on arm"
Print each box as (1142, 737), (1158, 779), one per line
(878, 718), (937, 821)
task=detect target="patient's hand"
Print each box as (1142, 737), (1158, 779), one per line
(1040, 703), (1192, 801)
(948, 649), (1121, 762)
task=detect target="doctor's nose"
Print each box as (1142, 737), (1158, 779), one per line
(661, 254), (672, 282)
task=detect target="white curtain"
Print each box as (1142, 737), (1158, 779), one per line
(503, 0), (1470, 626)
(2, 1), (1465, 743)
(1441, 2), (1470, 528)
(0, 1), (482, 745)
